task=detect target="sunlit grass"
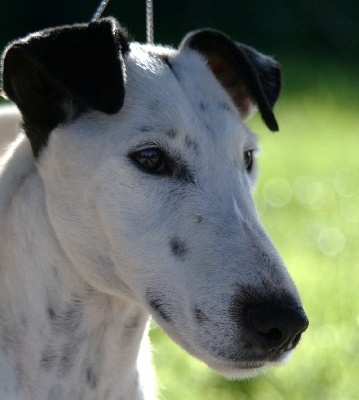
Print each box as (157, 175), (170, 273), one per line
(150, 65), (359, 399)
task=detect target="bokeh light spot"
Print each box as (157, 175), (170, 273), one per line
(294, 176), (335, 210)
(263, 178), (292, 207)
(317, 227), (346, 256)
(333, 168), (359, 197)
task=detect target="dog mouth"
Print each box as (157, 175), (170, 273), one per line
(146, 289), (305, 379)
(206, 348), (294, 379)
(209, 360), (268, 380)
(152, 310), (293, 379)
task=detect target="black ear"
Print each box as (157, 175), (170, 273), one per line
(180, 29), (281, 131)
(1, 17), (128, 156)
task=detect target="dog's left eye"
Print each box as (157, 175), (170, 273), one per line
(244, 150), (254, 173)
(130, 148), (168, 174)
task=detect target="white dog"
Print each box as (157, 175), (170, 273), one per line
(0, 17), (308, 400)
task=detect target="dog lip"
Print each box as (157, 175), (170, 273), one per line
(208, 359), (268, 379)
(213, 344), (295, 366)
(210, 349), (293, 377)
(234, 361), (266, 369)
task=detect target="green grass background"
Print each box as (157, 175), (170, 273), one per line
(149, 59), (359, 400)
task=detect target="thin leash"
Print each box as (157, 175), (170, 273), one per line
(91, 0), (154, 44)
(146, 0), (154, 44)
(91, 0), (111, 21)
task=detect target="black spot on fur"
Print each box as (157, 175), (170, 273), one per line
(184, 135), (199, 153)
(125, 314), (141, 331)
(58, 299), (84, 335)
(86, 365), (97, 389)
(15, 361), (25, 392)
(146, 292), (172, 322)
(50, 298), (86, 376)
(159, 54), (172, 68)
(47, 307), (56, 321)
(165, 129), (177, 139)
(59, 348), (73, 375)
(40, 346), (56, 371)
(199, 101), (207, 112)
(140, 126), (152, 132)
(170, 237), (189, 260)
(40, 346), (57, 370)
(194, 307), (209, 324)
(59, 335), (85, 375)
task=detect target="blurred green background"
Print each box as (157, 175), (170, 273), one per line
(1, 1), (358, 399)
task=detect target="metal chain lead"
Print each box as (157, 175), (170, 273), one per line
(92, 0), (111, 21)
(146, 0), (154, 44)
(92, 0), (153, 43)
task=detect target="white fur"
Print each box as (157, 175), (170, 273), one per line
(0, 43), (302, 399)
(0, 104), (21, 147)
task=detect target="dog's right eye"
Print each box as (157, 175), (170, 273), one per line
(130, 148), (168, 174)
(244, 150), (254, 173)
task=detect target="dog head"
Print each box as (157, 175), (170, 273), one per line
(1, 17), (308, 379)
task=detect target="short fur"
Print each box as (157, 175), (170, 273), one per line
(0, 17), (308, 400)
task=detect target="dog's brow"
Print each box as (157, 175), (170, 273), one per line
(164, 129), (177, 139)
(243, 129), (258, 150)
(172, 158), (194, 184)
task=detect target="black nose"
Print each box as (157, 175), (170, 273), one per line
(245, 302), (309, 353)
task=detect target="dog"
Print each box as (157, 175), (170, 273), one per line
(0, 17), (308, 400)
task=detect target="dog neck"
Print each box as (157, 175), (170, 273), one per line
(0, 138), (151, 399)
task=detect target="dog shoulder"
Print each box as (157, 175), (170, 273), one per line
(0, 133), (34, 214)
(0, 104), (21, 148)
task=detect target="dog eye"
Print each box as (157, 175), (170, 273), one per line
(244, 150), (254, 173)
(130, 148), (168, 174)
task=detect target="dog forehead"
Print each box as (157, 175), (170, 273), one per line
(126, 42), (230, 112)
(124, 43), (255, 150)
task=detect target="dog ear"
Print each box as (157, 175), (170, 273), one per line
(180, 29), (281, 131)
(1, 17), (128, 156)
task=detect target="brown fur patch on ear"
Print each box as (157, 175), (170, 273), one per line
(180, 28), (281, 131)
(207, 56), (256, 119)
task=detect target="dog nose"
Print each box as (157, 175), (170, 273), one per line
(245, 302), (309, 352)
